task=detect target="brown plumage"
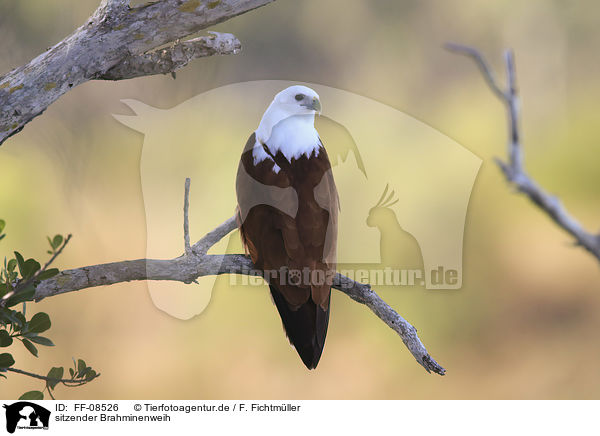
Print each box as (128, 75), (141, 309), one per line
(236, 95), (339, 369)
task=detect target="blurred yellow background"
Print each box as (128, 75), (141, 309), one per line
(1, 0), (600, 399)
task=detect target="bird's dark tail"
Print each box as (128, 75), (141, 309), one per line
(269, 285), (330, 369)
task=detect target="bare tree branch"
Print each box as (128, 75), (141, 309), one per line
(0, 0), (445, 377)
(33, 180), (445, 376)
(192, 216), (238, 255)
(331, 274), (444, 374)
(0, 0), (275, 145)
(445, 43), (507, 101)
(447, 43), (600, 262)
(100, 32), (241, 81)
(183, 177), (192, 255)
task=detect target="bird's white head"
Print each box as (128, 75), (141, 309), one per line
(255, 85), (321, 146)
(253, 86), (323, 165)
(272, 85), (322, 115)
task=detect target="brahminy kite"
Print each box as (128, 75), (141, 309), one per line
(236, 85), (339, 369)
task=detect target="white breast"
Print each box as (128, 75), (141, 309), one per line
(264, 115), (320, 161)
(254, 106), (321, 166)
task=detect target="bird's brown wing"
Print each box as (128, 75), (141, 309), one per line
(235, 133), (338, 368)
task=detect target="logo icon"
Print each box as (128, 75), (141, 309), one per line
(3, 402), (50, 433)
(114, 80), (482, 319)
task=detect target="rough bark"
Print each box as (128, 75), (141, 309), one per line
(0, 0), (274, 145)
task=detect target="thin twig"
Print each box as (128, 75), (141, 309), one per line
(503, 49), (522, 174)
(333, 274), (445, 374)
(183, 178), (191, 255)
(192, 216), (238, 255)
(3, 367), (99, 387)
(445, 43), (508, 101)
(41, 234), (72, 273)
(46, 385), (56, 400)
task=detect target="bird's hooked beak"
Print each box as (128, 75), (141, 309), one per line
(303, 97), (321, 112)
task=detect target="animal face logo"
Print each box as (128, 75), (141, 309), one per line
(113, 80), (482, 320)
(367, 184), (400, 227)
(366, 184), (424, 275)
(3, 402), (50, 433)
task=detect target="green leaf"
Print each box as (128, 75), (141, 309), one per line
(0, 219), (5, 233)
(1, 309), (23, 328)
(69, 367), (74, 378)
(52, 235), (63, 250)
(4, 287), (35, 307)
(28, 336), (54, 346)
(14, 252), (25, 276)
(46, 366), (64, 390)
(7, 259), (16, 272)
(21, 338), (38, 357)
(0, 330), (12, 347)
(19, 391), (43, 400)
(21, 259), (41, 280)
(77, 359), (86, 376)
(86, 369), (97, 381)
(15, 311), (26, 326)
(28, 312), (51, 333)
(36, 268), (59, 281)
(0, 352), (15, 368)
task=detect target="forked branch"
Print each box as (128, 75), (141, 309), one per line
(34, 178), (445, 375)
(446, 43), (600, 262)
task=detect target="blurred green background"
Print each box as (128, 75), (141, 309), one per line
(1, 0), (600, 399)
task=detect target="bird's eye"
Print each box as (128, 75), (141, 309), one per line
(294, 93), (305, 101)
